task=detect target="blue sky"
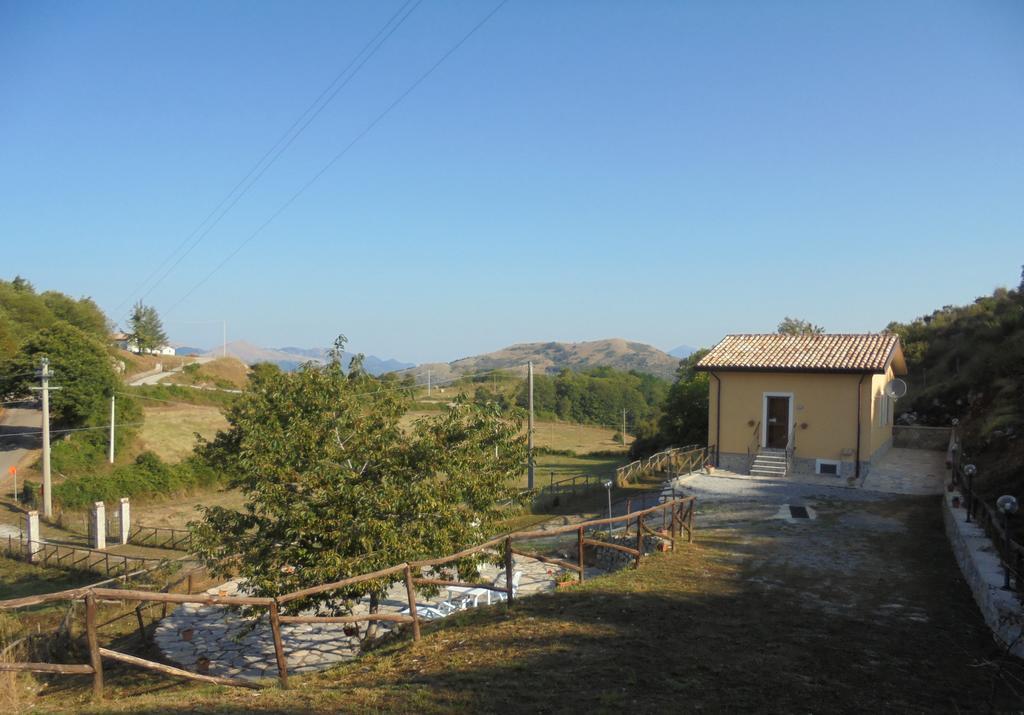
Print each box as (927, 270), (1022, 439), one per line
(1, 1), (1022, 364)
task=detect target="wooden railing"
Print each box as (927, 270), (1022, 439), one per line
(127, 525), (192, 551)
(0, 496), (697, 700)
(0, 535), (167, 579)
(616, 445), (706, 486)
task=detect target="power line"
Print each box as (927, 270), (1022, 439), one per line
(111, 0), (423, 319)
(166, 0), (509, 314)
(0, 421), (146, 442)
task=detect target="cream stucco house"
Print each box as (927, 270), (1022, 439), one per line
(695, 333), (907, 479)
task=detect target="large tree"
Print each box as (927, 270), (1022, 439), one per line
(191, 339), (526, 626)
(777, 316), (825, 335)
(0, 323), (119, 426)
(127, 301), (168, 352)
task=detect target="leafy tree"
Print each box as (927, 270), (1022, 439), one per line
(41, 292), (108, 336)
(191, 338), (526, 628)
(128, 301), (168, 353)
(0, 323), (120, 426)
(777, 317), (825, 335)
(11, 275), (34, 293)
(629, 350), (710, 458)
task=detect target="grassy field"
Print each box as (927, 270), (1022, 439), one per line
(137, 405), (228, 462)
(401, 411), (631, 454)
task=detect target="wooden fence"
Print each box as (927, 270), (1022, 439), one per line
(0, 495), (697, 700)
(1, 534), (167, 579)
(616, 445), (707, 485)
(126, 525), (192, 551)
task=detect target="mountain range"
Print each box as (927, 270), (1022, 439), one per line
(198, 341), (414, 375)
(402, 338), (683, 384)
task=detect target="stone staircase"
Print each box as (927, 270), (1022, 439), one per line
(750, 448), (788, 478)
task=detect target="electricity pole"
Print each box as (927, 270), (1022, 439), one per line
(622, 408), (627, 446)
(527, 361), (535, 489)
(427, 369), (431, 397)
(108, 394), (116, 464)
(31, 358), (59, 520)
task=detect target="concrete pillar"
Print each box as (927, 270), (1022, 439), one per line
(91, 501), (106, 550)
(118, 497), (130, 545)
(25, 510), (41, 562)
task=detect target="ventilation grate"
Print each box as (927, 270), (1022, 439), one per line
(788, 505), (810, 519)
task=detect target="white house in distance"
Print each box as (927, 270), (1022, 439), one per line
(111, 332), (176, 356)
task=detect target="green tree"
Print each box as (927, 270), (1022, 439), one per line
(191, 338), (526, 628)
(0, 323), (119, 426)
(128, 301), (168, 353)
(777, 317), (825, 335)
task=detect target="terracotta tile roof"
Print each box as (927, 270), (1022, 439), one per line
(696, 333), (903, 374)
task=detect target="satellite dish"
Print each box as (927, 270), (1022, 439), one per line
(884, 379), (908, 399)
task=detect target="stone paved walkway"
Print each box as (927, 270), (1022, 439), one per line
(679, 447), (947, 497)
(154, 553), (594, 681)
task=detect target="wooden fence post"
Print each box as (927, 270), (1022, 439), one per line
(688, 501), (695, 543)
(504, 537), (514, 604)
(267, 601), (289, 690)
(403, 564), (421, 641)
(634, 518), (643, 569)
(85, 593), (103, 700)
(670, 505), (678, 552)
(577, 527), (585, 583)
(135, 602), (149, 644)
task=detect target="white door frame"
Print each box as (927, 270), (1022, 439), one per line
(761, 392), (794, 449)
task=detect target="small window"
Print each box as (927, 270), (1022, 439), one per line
(816, 459), (841, 476)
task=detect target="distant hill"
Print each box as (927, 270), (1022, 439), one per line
(668, 344), (696, 358)
(406, 339), (681, 383)
(174, 346), (205, 356)
(203, 341), (413, 376)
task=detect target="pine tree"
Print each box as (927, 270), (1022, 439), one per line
(128, 301), (168, 353)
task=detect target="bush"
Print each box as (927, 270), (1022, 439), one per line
(52, 452), (220, 510)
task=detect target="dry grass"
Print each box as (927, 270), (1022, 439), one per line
(162, 358), (249, 390)
(137, 405), (228, 463)
(115, 350), (193, 377)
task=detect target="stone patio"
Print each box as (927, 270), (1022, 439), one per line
(153, 553), (591, 681)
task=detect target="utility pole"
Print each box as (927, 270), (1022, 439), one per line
(622, 408), (627, 446)
(30, 358), (59, 520)
(527, 361), (535, 490)
(108, 394), (116, 464)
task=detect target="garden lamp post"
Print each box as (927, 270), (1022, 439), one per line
(997, 495), (1019, 591)
(964, 464), (977, 523)
(603, 480), (613, 524)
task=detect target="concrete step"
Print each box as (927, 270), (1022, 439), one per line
(751, 468), (788, 477)
(749, 463), (786, 473)
(753, 456), (787, 465)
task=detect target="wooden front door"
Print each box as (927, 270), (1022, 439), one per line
(765, 396), (790, 449)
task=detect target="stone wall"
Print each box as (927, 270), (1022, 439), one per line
(943, 491), (1024, 658)
(584, 531), (671, 573)
(894, 425), (951, 451)
(717, 452), (749, 474)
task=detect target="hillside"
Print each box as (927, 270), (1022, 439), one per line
(204, 341), (413, 375)
(409, 339), (682, 383)
(888, 273), (1023, 526)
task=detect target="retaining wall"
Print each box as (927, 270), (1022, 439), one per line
(943, 491), (1024, 658)
(585, 532), (671, 572)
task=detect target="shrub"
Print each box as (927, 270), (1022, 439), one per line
(52, 453), (220, 510)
